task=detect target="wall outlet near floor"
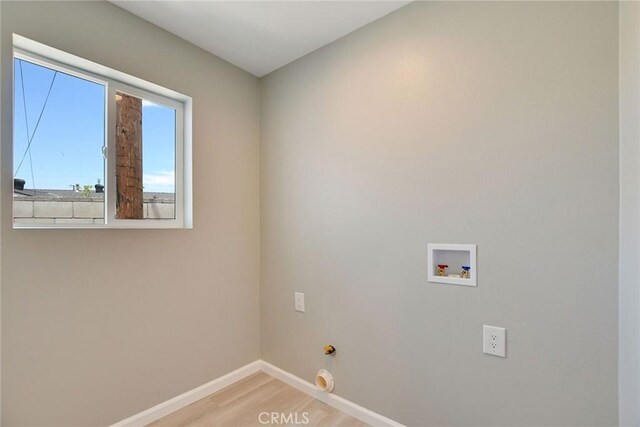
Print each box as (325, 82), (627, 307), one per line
(294, 292), (305, 312)
(483, 325), (506, 357)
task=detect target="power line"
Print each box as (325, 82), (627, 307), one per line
(14, 60), (58, 179)
(17, 59), (37, 195)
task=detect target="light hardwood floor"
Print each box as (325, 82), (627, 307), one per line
(148, 372), (368, 427)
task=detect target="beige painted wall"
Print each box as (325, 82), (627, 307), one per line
(619, 1), (640, 425)
(0, 2), (260, 425)
(260, 2), (619, 425)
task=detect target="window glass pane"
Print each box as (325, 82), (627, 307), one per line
(13, 58), (105, 225)
(143, 98), (176, 220)
(115, 91), (176, 220)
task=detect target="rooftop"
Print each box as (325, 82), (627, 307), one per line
(14, 188), (174, 202)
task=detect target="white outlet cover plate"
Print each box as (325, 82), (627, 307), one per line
(294, 292), (305, 313)
(483, 325), (506, 357)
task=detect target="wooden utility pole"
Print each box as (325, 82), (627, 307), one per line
(115, 92), (144, 219)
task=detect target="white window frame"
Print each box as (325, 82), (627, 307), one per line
(12, 35), (193, 229)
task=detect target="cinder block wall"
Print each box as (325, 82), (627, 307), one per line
(13, 197), (175, 224)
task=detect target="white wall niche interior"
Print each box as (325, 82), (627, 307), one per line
(428, 244), (477, 286)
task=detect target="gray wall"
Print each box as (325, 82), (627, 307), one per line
(260, 2), (619, 426)
(0, 2), (261, 425)
(619, 1), (640, 425)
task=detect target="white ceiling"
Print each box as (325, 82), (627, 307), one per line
(111, 1), (410, 77)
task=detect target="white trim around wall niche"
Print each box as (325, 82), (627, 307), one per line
(110, 360), (404, 427)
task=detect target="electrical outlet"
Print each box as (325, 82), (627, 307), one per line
(483, 325), (506, 357)
(294, 292), (305, 313)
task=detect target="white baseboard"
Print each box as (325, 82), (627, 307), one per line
(110, 360), (262, 427)
(111, 359), (403, 427)
(259, 361), (404, 427)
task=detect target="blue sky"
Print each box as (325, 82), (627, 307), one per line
(13, 58), (176, 193)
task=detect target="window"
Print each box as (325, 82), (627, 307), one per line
(12, 35), (192, 228)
